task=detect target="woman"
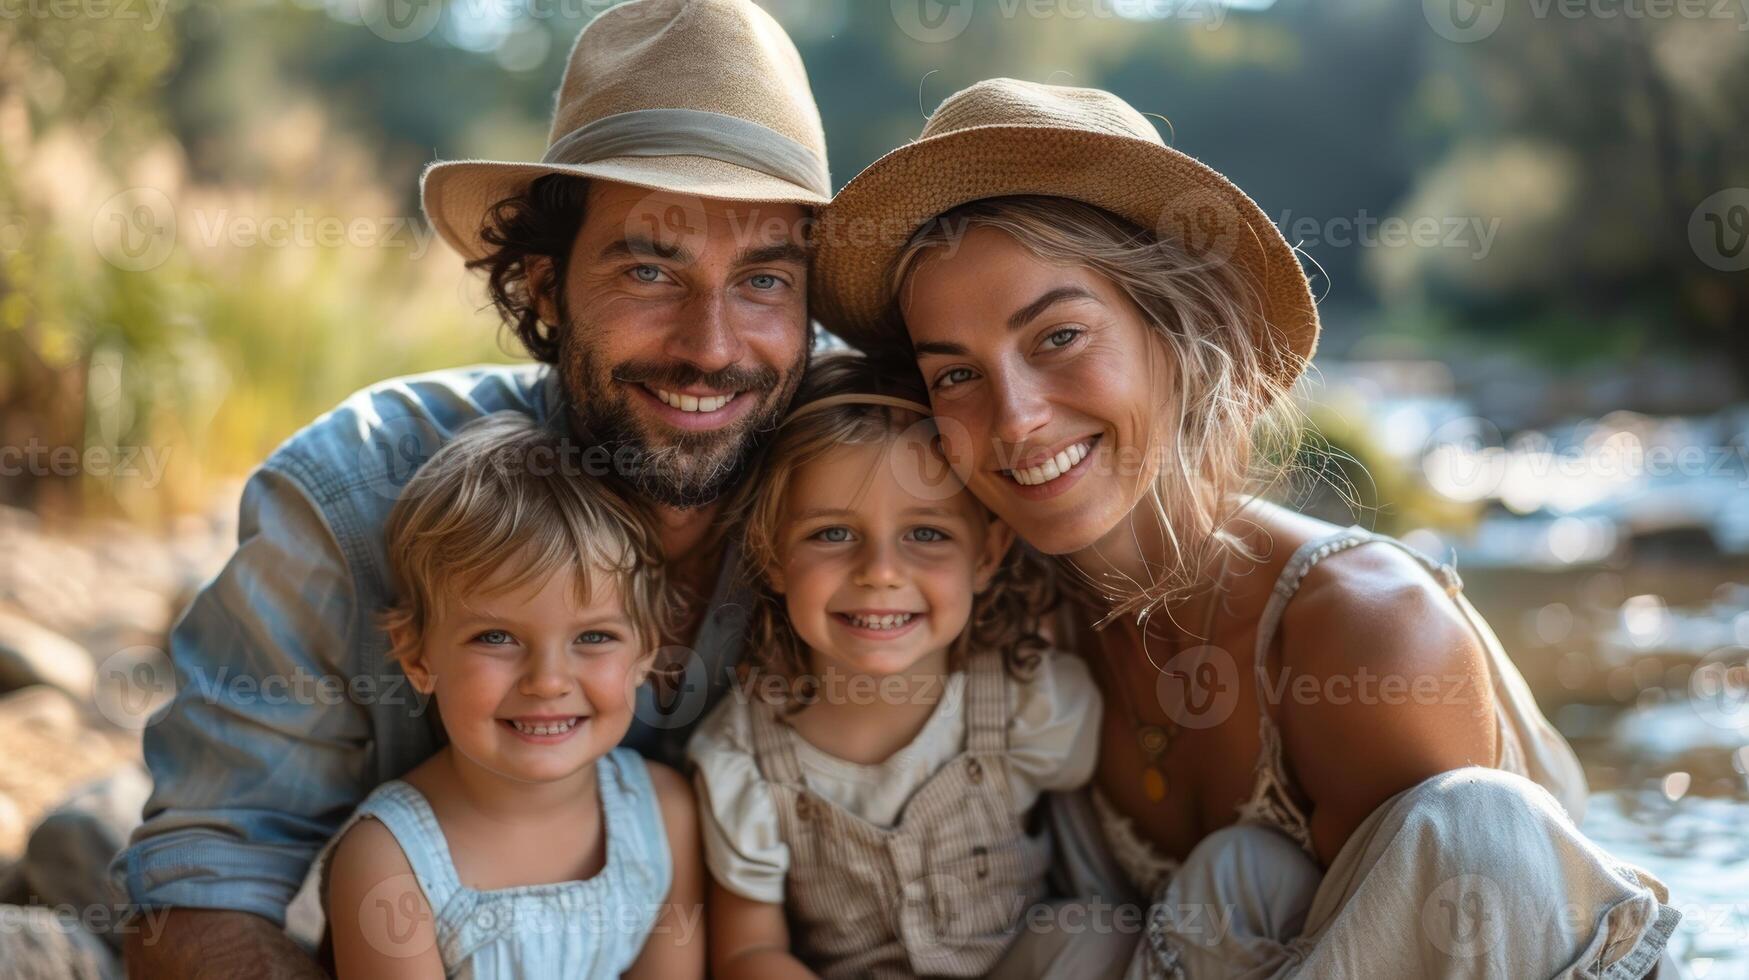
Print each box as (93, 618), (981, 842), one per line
(813, 78), (1679, 978)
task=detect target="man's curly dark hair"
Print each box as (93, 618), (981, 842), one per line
(467, 174), (592, 365)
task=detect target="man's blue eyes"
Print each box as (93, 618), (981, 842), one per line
(629, 267), (783, 289)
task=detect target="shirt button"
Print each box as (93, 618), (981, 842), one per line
(967, 759), (983, 783)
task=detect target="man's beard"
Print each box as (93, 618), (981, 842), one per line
(559, 338), (805, 510)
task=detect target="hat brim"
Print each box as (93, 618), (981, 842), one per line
(422, 154), (832, 264)
(812, 124), (1318, 385)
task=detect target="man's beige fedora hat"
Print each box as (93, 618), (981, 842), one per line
(421, 0), (830, 263)
(815, 78), (1318, 385)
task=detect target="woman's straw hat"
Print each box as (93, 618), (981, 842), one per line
(814, 78), (1318, 384)
(421, 0), (831, 263)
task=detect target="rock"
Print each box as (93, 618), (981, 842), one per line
(0, 609), (94, 699)
(0, 904), (121, 980)
(22, 765), (150, 940)
(0, 857), (28, 904)
(0, 687), (127, 859)
(0, 790), (25, 851)
(73, 585), (173, 658)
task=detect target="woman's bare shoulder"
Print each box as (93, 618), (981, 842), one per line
(1214, 500), (1343, 607)
(1254, 513), (1498, 862)
(1285, 533), (1475, 666)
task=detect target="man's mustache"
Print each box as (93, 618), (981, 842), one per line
(611, 360), (780, 394)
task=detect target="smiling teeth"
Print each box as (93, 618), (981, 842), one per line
(510, 718), (578, 736)
(653, 388), (734, 413)
(1010, 441), (1092, 487)
(845, 612), (915, 630)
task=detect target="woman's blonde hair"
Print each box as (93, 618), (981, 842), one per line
(379, 411), (681, 666)
(730, 351), (1053, 702)
(892, 195), (1311, 624)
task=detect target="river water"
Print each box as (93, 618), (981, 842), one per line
(1461, 561), (1749, 976)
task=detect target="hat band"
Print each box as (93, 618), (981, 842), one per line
(542, 108), (830, 197)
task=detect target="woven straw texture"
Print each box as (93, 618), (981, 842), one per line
(421, 0), (830, 263)
(813, 78), (1319, 384)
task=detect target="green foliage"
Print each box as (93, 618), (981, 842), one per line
(4, 0), (1744, 518)
(0, 3), (514, 519)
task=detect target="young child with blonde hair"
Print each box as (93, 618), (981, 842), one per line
(689, 353), (1103, 979)
(323, 412), (704, 979)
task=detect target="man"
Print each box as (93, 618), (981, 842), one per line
(115, 1), (830, 974)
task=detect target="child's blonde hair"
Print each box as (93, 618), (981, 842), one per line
(731, 351), (1053, 701)
(380, 412), (681, 665)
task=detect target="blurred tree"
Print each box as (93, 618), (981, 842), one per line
(1371, 8), (1749, 386)
(0, 2), (511, 519)
(6, 0), (1745, 517)
(0, 2), (179, 513)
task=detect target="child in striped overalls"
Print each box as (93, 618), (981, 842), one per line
(688, 353), (1104, 979)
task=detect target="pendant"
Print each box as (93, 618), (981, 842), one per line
(1142, 767), (1167, 802)
(1138, 725), (1171, 757)
(1137, 724), (1171, 802)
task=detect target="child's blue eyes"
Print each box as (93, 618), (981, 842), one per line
(807, 526), (951, 543)
(467, 630), (619, 646)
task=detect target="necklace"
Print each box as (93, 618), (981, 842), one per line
(1106, 618), (1182, 802)
(1102, 560), (1228, 804)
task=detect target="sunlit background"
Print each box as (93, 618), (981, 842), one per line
(2, 0), (1747, 973)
